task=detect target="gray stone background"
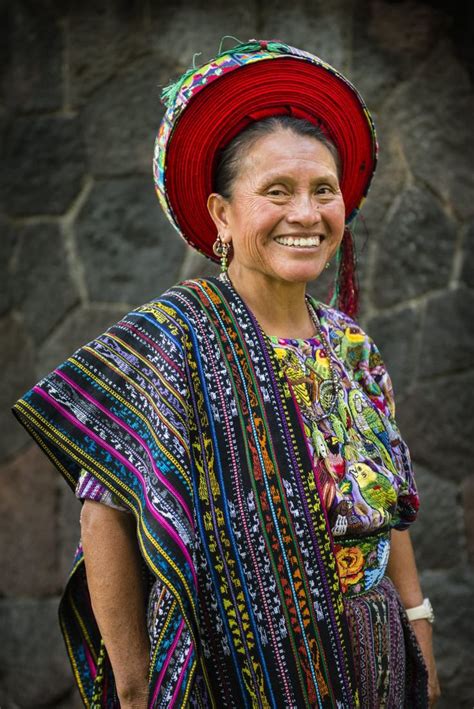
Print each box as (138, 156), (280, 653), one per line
(1, 0), (473, 706)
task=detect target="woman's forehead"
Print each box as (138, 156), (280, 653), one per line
(238, 130), (340, 180)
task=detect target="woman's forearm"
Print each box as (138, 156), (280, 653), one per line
(387, 528), (440, 706)
(81, 500), (150, 707)
(386, 528), (424, 607)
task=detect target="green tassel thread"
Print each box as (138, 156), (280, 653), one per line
(160, 38), (292, 108)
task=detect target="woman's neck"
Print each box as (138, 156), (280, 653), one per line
(223, 267), (317, 339)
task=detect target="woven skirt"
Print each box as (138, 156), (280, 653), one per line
(344, 576), (429, 708)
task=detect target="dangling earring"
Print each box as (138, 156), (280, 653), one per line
(212, 234), (230, 273)
(325, 262), (330, 269)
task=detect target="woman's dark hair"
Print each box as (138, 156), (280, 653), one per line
(213, 115), (341, 198)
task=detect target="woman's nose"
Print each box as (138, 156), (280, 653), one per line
(286, 195), (321, 226)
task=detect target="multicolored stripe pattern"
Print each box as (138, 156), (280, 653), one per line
(13, 277), (362, 707)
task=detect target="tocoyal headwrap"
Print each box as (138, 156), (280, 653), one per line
(153, 39), (377, 316)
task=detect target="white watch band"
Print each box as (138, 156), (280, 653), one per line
(405, 598), (434, 623)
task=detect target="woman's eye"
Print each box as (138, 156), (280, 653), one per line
(267, 187), (288, 197)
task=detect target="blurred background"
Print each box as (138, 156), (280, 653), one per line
(1, 0), (473, 706)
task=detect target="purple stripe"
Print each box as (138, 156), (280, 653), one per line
(57, 369), (194, 529)
(152, 618), (185, 706)
(120, 320), (186, 378)
(33, 385), (197, 589)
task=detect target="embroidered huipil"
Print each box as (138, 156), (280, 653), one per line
(13, 278), (428, 708)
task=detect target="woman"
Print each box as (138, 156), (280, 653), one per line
(13, 40), (439, 707)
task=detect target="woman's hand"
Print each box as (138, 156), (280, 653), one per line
(387, 530), (441, 706)
(411, 619), (441, 707)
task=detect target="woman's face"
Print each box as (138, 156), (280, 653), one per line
(209, 129), (346, 286)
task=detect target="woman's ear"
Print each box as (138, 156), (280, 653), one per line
(207, 193), (232, 242)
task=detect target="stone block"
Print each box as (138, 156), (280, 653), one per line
(396, 372), (474, 483)
(367, 1), (444, 72)
(0, 597), (76, 707)
(410, 464), (463, 571)
(0, 445), (61, 596)
(3, 1), (63, 112)
(364, 305), (420, 395)
(82, 56), (174, 176)
(150, 0), (258, 68)
(371, 186), (456, 308)
(420, 568), (474, 707)
(460, 221), (474, 289)
(12, 223), (80, 346)
(350, 121), (407, 236)
(260, 0), (349, 70)
(462, 475), (474, 566)
(36, 304), (128, 379)
(418, 287), (474, 379)
(3, 116), (85, 216)
(392, 41), (474, 221)
(0, 216), (14, 316)
(350, 42), (402, 112)
(178, 245), (220, 282)
(67, 0), (150, 107)
(76, 178), (185, 304)
(0, 315), (36, 461)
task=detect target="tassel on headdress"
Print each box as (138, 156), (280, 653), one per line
(330, 228), (359, 318)
(160, 38), (291, 108)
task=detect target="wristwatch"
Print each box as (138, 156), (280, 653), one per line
(405, 598), (435, 624)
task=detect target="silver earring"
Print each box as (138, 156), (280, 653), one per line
(325, 262), (330, 270)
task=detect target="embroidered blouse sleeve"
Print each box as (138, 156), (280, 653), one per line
(354, 334), (419, 530)
(75, 467), (130, 512)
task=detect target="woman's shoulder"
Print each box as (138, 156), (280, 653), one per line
(311, 300), (385, 372)
(312, 300), (370, 340)
(127, 278), (217, 322)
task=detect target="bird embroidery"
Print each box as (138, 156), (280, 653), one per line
(349, 462), (397, 522)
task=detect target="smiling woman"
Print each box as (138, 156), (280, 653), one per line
(12, 39), (439, 708)
(207, 125), (346, 330)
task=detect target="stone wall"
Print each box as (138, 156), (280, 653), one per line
(1, 1), (473, 706)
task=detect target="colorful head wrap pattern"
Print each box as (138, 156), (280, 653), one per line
(153, 39), (378, 264)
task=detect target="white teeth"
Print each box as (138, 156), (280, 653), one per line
(275, 235), (321, 247)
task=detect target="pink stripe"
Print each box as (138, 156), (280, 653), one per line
(33, 385), (197, 588)
(169, 642), (193, 708)
(151, 619), (185, 706)
(84, 642), (97, 679)
(56, 369), (193, 529)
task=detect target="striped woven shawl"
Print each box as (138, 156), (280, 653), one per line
(13, 277), (358, 708)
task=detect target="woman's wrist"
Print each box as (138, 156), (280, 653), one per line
(405, 598), (435, 624)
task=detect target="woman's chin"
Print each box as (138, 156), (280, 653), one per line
(270, 262), (328, 285)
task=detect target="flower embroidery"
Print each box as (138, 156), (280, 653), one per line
(335, 545), (364, 593)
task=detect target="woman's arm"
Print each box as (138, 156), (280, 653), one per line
(387, 528), (441, 707)
(81, 500), (150, 708)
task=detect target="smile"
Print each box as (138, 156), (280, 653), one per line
(274, 235), (322, 248)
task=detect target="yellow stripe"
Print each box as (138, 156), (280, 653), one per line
(75, 348), (191, 485)
(149, 598), (177, 679)
(106, 330), (188, 420)
(15, 401), (199, 636)
(59, 584), (90, 706)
